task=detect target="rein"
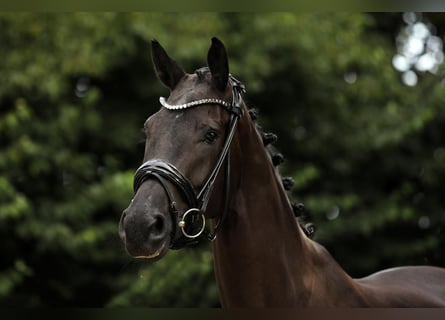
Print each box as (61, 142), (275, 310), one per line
(133, 75), (245, 249)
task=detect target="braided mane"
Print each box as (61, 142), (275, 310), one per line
(192, 68), (315, 238)
(247, 107), (316, 238)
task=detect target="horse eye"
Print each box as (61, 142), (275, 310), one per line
(204, 129), (219, 144)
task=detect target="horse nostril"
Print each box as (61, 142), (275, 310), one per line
(119, 210), (128, 240)
(151, 215), (166, 236)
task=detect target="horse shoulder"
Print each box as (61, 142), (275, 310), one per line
(304, 242), (370, 306)
(355, 266), (445, 307)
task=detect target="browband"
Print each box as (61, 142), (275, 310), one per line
(159, 73), (245, 115)
(159, 97), (231, 110)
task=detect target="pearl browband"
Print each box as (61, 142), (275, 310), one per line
(159, 96), (231, 110)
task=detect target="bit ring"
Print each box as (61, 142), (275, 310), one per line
(178, 208), (206, 239)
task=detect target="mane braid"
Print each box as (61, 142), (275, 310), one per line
(248, 107), (316, 239)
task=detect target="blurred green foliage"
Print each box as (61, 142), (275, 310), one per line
(0, 13), (444, 307)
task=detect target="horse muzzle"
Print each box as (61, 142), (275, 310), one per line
(119, 202), (171, 260)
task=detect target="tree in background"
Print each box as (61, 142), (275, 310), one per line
(0, 13), (444, 307)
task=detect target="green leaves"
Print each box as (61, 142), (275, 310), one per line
(108, 249), (218, 307)
(0, 12), (444, 307)
(0, 260), (33, 298)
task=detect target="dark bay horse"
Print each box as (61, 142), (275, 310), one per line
(118, 37), (445, 307)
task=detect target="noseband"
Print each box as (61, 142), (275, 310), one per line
(133, 74), (245, 249)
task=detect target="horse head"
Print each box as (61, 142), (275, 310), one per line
(119, 38), (244, 259)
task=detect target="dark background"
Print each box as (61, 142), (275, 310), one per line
(0, 13), (444, 306)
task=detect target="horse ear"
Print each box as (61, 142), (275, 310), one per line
(151, 39), (185, 90)
(207, 37), (229, 92)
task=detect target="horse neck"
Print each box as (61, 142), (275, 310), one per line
(212, 109), (317, 306)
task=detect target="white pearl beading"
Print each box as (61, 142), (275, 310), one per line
(159, 97), (231, 110)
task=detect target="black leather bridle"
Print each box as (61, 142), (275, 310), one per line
(133, 74), (245, 249)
